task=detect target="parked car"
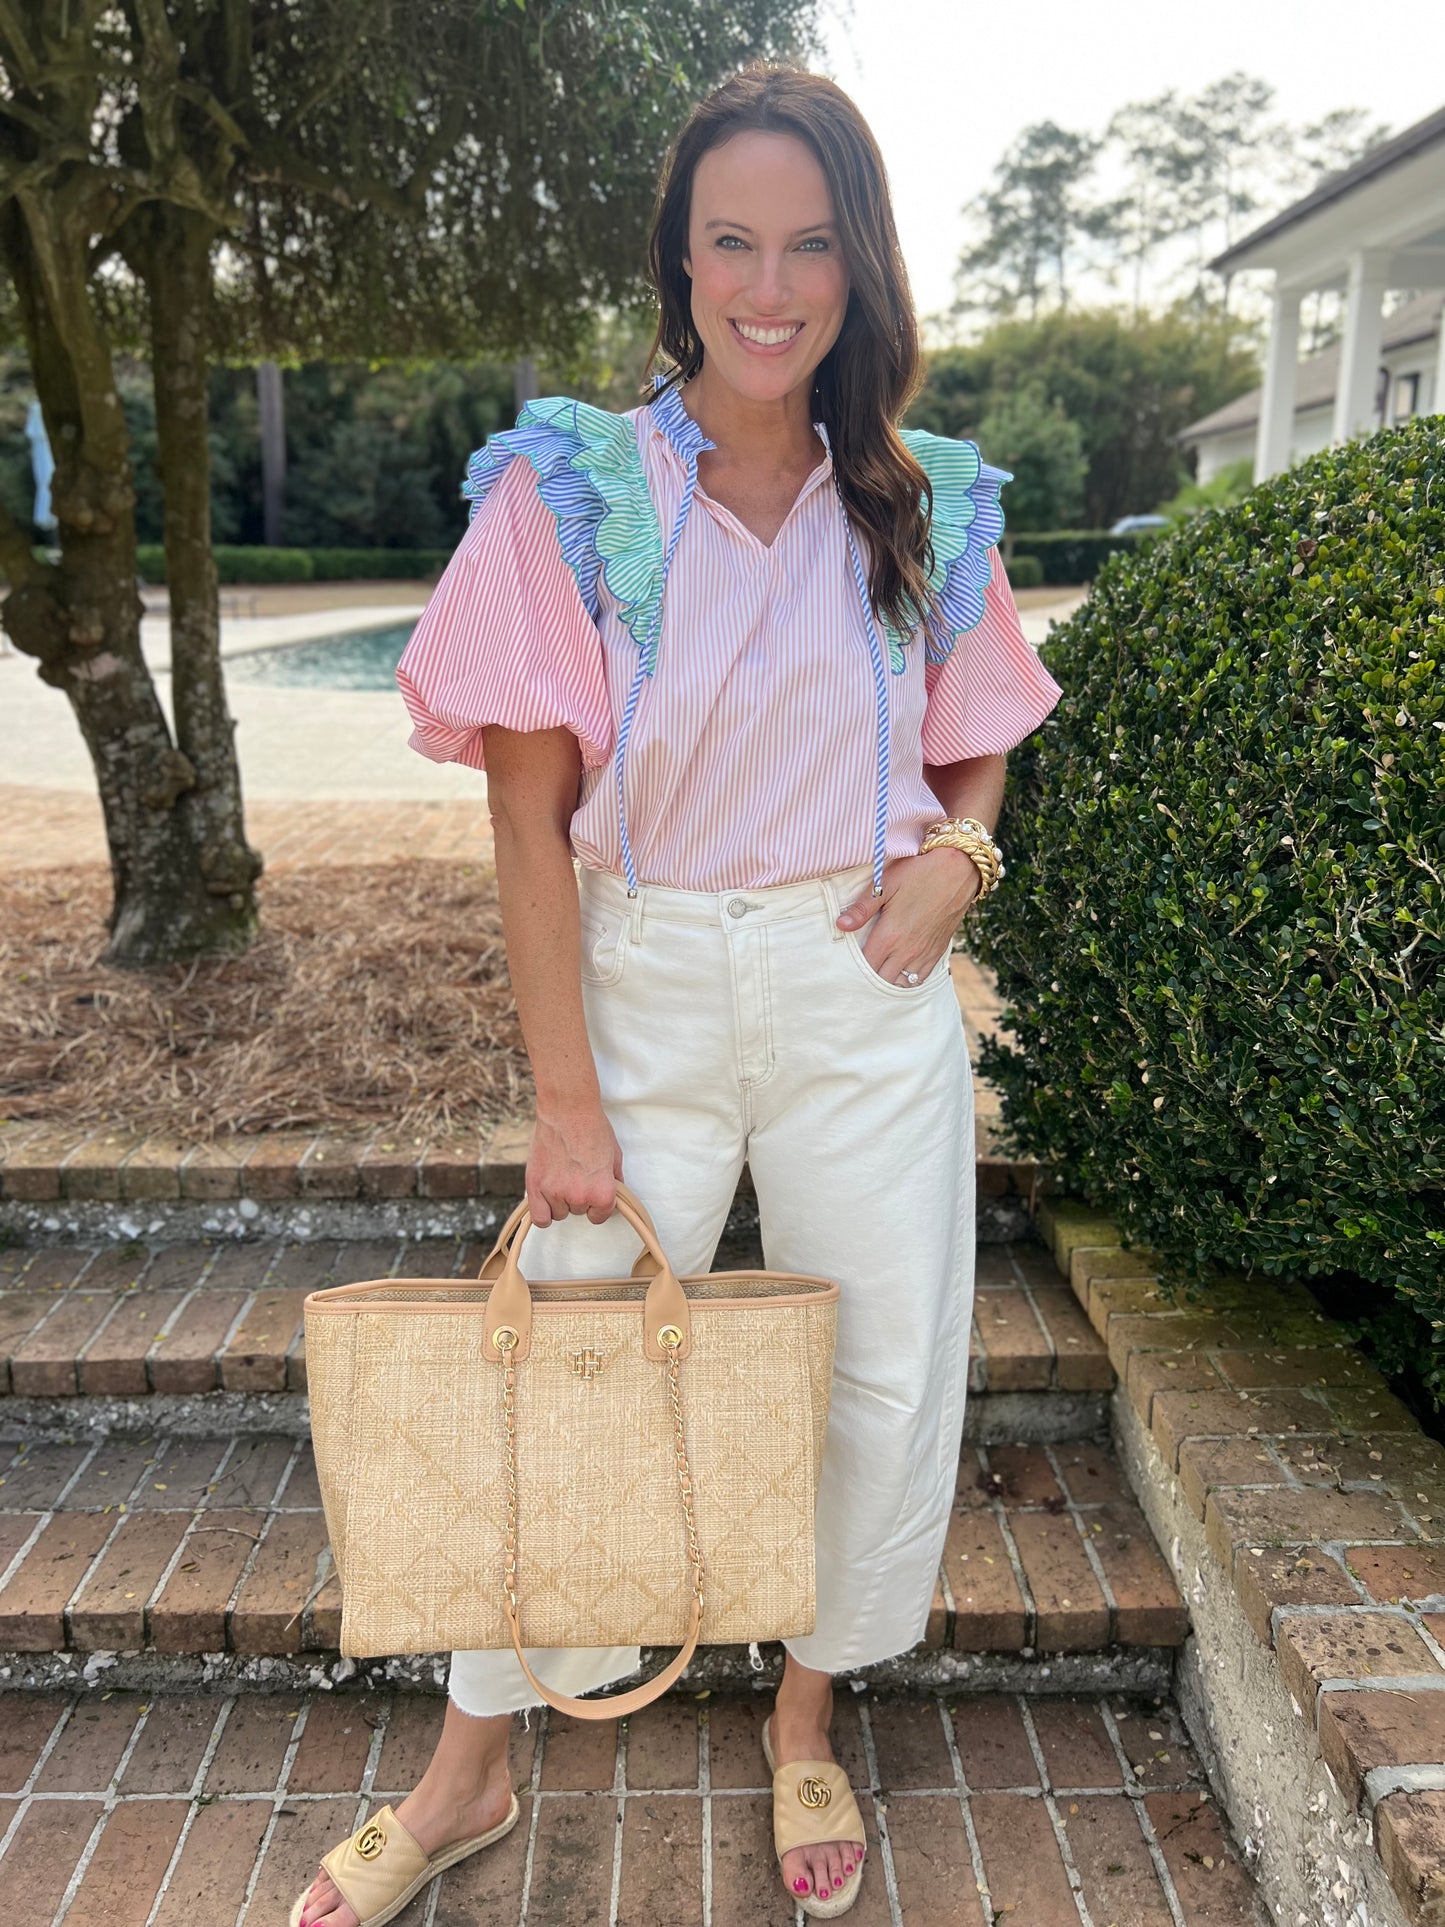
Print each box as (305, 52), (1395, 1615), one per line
(1109, 513), (1170, 535)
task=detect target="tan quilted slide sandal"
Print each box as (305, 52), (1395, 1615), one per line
(762, 1717), (866, 1919)
(287, 1794), (521, 1927)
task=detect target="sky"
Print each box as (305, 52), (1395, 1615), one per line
(817, 0), (1445, 330)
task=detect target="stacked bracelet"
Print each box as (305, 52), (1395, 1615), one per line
(919, 817), (1005, 900)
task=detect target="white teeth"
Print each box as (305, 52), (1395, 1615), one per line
(734, 321), (801, 346)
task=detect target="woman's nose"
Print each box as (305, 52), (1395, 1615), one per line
(749, 251), (791, 311)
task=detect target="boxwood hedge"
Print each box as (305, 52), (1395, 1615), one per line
(973, 419), (1444, 1392)
(135, 545), (451, 585)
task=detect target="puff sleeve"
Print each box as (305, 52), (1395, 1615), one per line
(395, 450), (612, 772)
(921, 546), (1063, 765)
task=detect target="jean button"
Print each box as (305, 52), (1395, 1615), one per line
(726, 898), (748, 918)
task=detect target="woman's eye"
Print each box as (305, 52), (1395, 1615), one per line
(714, 235), (830, 252)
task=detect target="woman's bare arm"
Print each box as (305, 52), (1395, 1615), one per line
(481, 723), (621, 1226)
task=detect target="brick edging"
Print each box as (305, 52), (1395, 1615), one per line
(0, 1121), (1045, 1206)
(1037, 1199), (1445, 1927)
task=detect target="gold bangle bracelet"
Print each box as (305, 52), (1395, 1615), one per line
(919, 818), (1005, 900)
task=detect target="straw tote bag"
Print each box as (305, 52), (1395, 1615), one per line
(304, 1184), (839, 1717)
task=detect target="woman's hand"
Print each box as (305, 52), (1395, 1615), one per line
(835, 847), (982, 983)
(527, 1104), (624, 1227)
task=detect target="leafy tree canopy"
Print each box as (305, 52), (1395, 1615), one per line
(974, 384), (1086, 535)
(956, 73), (1393, 322)
(910, 307), (1259, 529)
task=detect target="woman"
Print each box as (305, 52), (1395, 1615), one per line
(294, 61), (1060, 1927)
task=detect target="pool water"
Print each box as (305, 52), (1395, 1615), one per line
(225, 622), (417, 690)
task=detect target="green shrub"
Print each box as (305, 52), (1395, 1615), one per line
(973, 419), (1444, 1396)
(136, 545), (316, 585)
(133, 545), (451, 585)
(1160, 457), (1254, 523)
(1005, 554), (1045, 590)
(1010, 530), (1144, 584)
(304, 548), (450, 581)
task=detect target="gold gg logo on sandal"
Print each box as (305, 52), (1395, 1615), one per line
(798, 1776), (832, 1810)
(356, 1822), (386, 1860)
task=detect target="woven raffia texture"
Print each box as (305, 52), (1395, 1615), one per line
(306, 1277), (837, 1658)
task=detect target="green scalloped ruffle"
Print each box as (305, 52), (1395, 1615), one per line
(519, 397), (667, 672)
(881, 429), (1010, 669)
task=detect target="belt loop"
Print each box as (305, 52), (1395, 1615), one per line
(629, 884), (645, 948)
(820, 874), (846, 941)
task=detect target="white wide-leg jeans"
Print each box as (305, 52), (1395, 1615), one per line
(448, 860), (976, 1718)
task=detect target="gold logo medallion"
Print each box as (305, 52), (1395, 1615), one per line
(571, 1348), (607, 1380)
(797, 1776), (832, 1810)
(356, 1821), (386, 1860)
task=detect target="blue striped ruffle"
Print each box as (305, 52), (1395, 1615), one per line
(461, 399), (666, 669)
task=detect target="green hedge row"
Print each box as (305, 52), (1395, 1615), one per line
(1009, 531), (1146, 584)
(135, 545), (452, 585)
(972, 418), (1444, 1402)
(126, 535), (1118, 590)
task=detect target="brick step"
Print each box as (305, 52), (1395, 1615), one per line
(0, 1239), (1110, 1417)
(0, 1686), (1269, 1926)
(0, 1129), (1048, 1207)
(0, 1434), (1187, 1684)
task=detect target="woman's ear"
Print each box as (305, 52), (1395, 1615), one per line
(681, 255), (692, 279)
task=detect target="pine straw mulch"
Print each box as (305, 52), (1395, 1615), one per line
(0, 861), (533, 1143)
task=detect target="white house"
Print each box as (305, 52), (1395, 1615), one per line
(1182, 291), (1442, 483)
(1180, 102), (1445, 483)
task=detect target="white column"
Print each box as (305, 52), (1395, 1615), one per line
(1431, 298), (1445, 414)
(1333, 250), (1390, 444)
(1254, 284), (1305, 480)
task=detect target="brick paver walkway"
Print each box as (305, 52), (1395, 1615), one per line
(0, 1686), (1264, 1925)
(0, 787), (493, 872)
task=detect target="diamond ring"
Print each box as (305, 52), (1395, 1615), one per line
(898, 969), (920, 985)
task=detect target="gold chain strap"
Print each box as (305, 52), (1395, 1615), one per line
(498, 1330), (520, 1613)
(663, 1337), (706, 1612)
(494, 1326), (705, 1622)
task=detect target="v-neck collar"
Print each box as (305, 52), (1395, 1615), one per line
(645, 371), (833, 466)
(643, 373), (835, 550)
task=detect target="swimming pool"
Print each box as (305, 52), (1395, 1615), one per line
(225, 622), (417, 690)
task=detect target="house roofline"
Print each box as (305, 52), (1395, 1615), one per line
(1209, 102), (1445, 274)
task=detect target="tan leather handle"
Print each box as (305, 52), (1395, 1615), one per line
(476, 1184), (664, 1282)
(480, 1182), (691, 1362)
(503, 1597), (703, 1720)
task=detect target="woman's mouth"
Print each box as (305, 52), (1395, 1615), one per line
(729, 318), (804, 353)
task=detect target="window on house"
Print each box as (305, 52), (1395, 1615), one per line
(1392, 372), (1420, 421)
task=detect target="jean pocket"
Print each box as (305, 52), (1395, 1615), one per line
(579, 905), (629, 986)
(841, 929), (952, 1001)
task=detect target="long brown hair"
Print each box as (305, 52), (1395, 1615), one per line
(644, 63), (936, 644)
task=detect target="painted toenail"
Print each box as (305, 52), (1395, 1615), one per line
(819, 1887), (831, 1899)
(793, 1876), (810, 1893)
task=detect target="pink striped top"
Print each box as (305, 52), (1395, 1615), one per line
(396, 397), (1062, 891)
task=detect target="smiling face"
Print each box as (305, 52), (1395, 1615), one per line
(682, 128), (850, 408)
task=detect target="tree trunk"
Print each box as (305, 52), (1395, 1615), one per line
(139, 203), (263, 932)
(257, 361), (286, 546)
(0, 201), (255, 966)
